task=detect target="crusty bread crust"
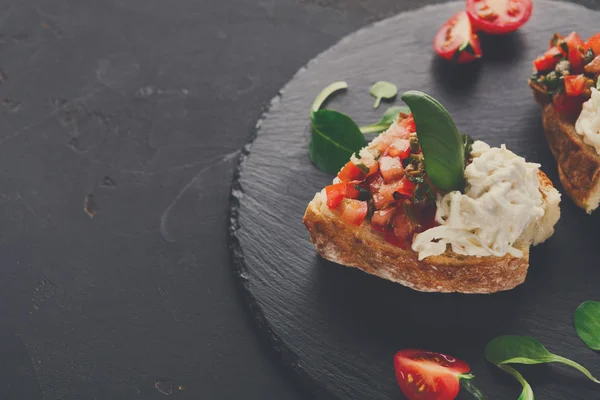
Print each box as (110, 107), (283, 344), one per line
(303, 172), (555, 294)
(532, 88), (600, 213)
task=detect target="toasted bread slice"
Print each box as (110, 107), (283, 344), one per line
(303, 171), (559, 294)
(533, 94), (600, 213)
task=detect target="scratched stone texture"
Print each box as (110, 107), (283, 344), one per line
(0, 0), (597, 399)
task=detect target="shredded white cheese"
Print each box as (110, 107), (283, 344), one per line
(411, 141), (547, 260)
(575, 87), (600, 154)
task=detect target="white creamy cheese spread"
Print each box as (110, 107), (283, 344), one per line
(575, 87), (600, 154)
(411, 141), (546, 260)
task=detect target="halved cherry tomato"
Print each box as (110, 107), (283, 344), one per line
(394, 349), (474, 400)
(338, 199), (368, 226)
(337, 161), (366, 182)
(434, 11), (482, 64)
(533, 46), (563, 72)
(563, 32), (586, 72)
(325, 182), (361, 209)
(586, 33), (600, 55)
(379, 156), (405, 183)
(564, 74), (588, 97)
(466, 0), (532, 35)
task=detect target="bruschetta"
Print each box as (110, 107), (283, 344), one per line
(529, 32), (600, 213)
(303, 92), (561, 294)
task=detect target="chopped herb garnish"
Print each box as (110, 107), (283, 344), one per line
(585, 48), (595, 64)
(543, 71), (559, 91)
(559, 41), (569, 54)
(354, 184), (371, 201)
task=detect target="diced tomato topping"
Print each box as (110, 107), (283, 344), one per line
(399, 114), (416, 132)
(373, 177), (416, 209)
(325, 182), (362, 209)
(564, 32), (586, 72)
(337, 161), (366, 182)
(338, 199), (368, 226)
(392, 211), (414, 242)
(533, 46), (563, 71)
(586, 33), (600, 56)
(368, 174), (385, 193)
(396, 178), (416, 197)
(344, 182), (361, 200)
(379, 156), (405, 183)
(386, 139), (411, 159)
(371, 207), (396, 231)
(564, 74), (588, 97)
(325, 183), (347, 209)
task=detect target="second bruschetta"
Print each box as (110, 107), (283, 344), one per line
(529, 32), (600, 213)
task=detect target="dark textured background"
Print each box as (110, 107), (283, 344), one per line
(0, 0), (598, 399)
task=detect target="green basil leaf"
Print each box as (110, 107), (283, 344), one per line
(575, 301), (600, 350)
(311, 81), (348, 114)
(497, 365), (534, 400)
(485, 335), (600, 384)
(401, 90), (465, 192)
(370, 81), (397, 109)
(309, 109), (367, 174)
(360, 106), (411, 134)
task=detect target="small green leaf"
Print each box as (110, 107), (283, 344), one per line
(596, 79), (600, 90)
(360, 106), (410, 134)
(401, 90), (465, 192)
(311, 81), (348, 114)
(309, 109), (367, 174)
(575, 301), (600, 350)
(485, 335), (600, 384)
(370, 81), (397, 109)
(497, 365), (534, 400)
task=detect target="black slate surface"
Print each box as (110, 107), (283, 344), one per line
(232, 1), (600, 399)
(2, 0), (600, 399)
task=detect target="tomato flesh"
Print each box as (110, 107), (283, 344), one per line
(394, 349), (470, 400)
(586, 33), (600, 55)
(371, 207), (396, 231)
(466, 0), (533, 35)
(379, 156), (405, 183)
(325, 182), (361, 209)
(338, 199), (368, 226)
(564, 32), (586, 72)
(434, 11), (482, 64)
(564, 74), (587, 97)
(533, 46), (563, 72)
(373, 178), (416, 209)
(337, 161), (366, 182)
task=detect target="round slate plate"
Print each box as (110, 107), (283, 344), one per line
(230, 1), (600, 399)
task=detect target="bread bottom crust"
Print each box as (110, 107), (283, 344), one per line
(303, 196), (530, 294)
